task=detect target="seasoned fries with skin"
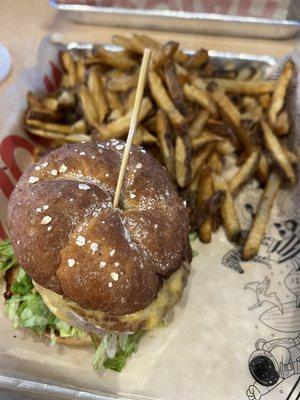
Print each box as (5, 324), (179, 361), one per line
(228, 149), (260, 195)
(151, 41), (179, 70)
(98, 97), (152, 139)
(189, 110), (209, 139)
(268, 60), (295, 127)
(212, 173), (241, 242)
(61, 51), (77, 87)
(91, 46), (137, 69)
(148, 70), (186, 131)
(243, 172), (281, 259)
(191, 131), (224, 152)
(197, 167), (213, 243)
(183, 83), (218, 117)
(185, 49), (209, 69)
(79, 84), (99, 129)
(156, 110), (175, 179)
(107, 72), (139, 92)
(273, 110), (290, 136)
(261, 120), (296, 185)
(190, 144), (214, 181)
(175, 135), (191, 188)
(87, 67), (108, 124)
(164, 60), (187, 115)
(207, 152), (222, 174)
(205, 78), (276, 94)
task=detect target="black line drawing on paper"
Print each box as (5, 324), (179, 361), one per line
(259, 301), (300, 333)
(246, 334), (300, 400)
(244, 277), (282, 312)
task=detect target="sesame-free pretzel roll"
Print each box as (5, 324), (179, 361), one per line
(8, 140), (191, 320)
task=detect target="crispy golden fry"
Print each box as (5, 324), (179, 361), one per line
(236, 67), (255, 81)
(212, 173), (241, 242)
(183, 83), (218, 117)
(175, 135), (191, 188)
(191, 131), (224, 152)
(191, 144), (214, 181)
(98, 97), (152, 139)
(259, 93), (271, 109)
(207, 151), (222, 174)
(197, 167), (213, 243)
(273, 110), (290, 136)
(132, 34), (161, 51)
(87, 67), (108, 124)
(190, 76), (207, 91)
(79, 84), (99, 129)
(151, 41), (179, 70)
(106, 90), (125, 115)
(215, 140), (236, 155)
(143, 114), (157, 133)
(40, 91), (76, 112)
(112, 35), (137, 52)
(77, 59), (86, 83)
(251, 69), (263, 81)
(206, 78), (276, 94)
(164, 60), (187, 115)
(26, 127), (91, 143)
(268, 60), (295, 127)
(132, 125), (144, 146)
(207, 82), (253, 150)
(148, 70), (186, 131)
(241, 96), (259, 111)
(261, 120), (296, 185)
(284, 147), (299, 165)
(228, 149), (260, 194)
(25, 118), (86, 135)
(156, 110), (175, 179)
(107, 72), (139, 92)
(205, 119), (238, 147)
(185, 49), (209, 69)
(124, 88), (137, 111)
(91, 46), (137, 69)
(256, 153), (270, 184)
(243, 172), (281, 259)
(189, 110), (209, 139)
(141, 128), (158, 146)
(241, 106), (263, 124)
(61, 51), (77, 87)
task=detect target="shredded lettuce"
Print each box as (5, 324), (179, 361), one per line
(0, 239), (18, 273)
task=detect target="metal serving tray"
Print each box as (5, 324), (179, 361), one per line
(50, 0), (300, 39)
(0, 39), (282, 400)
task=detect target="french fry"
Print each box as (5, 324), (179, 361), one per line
(175, 135), (191, 188)
(273, 110), (290, 136)
(61, 51), (77, 87)
(112, 35), (137, 52)
(228, 149), (260, 194)
(207, 152), (222, 174)
(131, 34), (161, 51)
(141, 129), (158, 146)
(77, 59), (86, 83)
(183, 83), (218, 117)
(148, 70), (186, 131)
(106, 90), (125, 115)
(132, 125), (144, 146)
(191, 131), (224, 152)
(212, 173), (241, 242)
(188, 110), (209, 139)
(283, 147), (299, 165)
(26, 127), (91, 143)
(261, 120), (296, 185)
(236, 67), (255, 81)
(27, 91), (42, 109)
(197, 167), (213, 243)
(243, 172), (281, 259)
(151, 41), (179, 70)
(79, 84), (99, 129)
(268, 60), (295, 126)
(107, 71), (139, 92)
(91, 46), (137, 69)
(191, 144), (214, 181)
(143, 114), (157, 133)
(124, 88), (137, 111)
(156, 110), (175, 179)
(205, 78), (276, 94)
(164, 60), (187, 115)
(215, 140), (236, 155)
(185, 49), (209, 69)
(205, 119), (239, 148)
(259, 93), (271, 109)
(25, 118), (87, 135)
(98, 97), (152, 139)
(87, 67), (108, 124)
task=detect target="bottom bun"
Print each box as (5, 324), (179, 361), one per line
(35, 262), (190, 333)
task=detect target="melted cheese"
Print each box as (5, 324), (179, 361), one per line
(34, 263), (189, 333)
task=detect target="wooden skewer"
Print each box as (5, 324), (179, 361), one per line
(113, 48), (152, 209)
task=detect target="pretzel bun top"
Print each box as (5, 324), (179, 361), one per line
(8, 140), (191, 316)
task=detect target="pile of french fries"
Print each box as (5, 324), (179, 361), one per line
(24, 34), (298, 260)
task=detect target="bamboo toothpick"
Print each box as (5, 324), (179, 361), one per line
(113, 48), (152, 209)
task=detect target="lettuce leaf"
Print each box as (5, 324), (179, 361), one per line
(0, 239), (18, 273)
(103, 331), (144, 372)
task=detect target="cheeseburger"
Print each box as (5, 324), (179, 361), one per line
(3, 139), (191, 371)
